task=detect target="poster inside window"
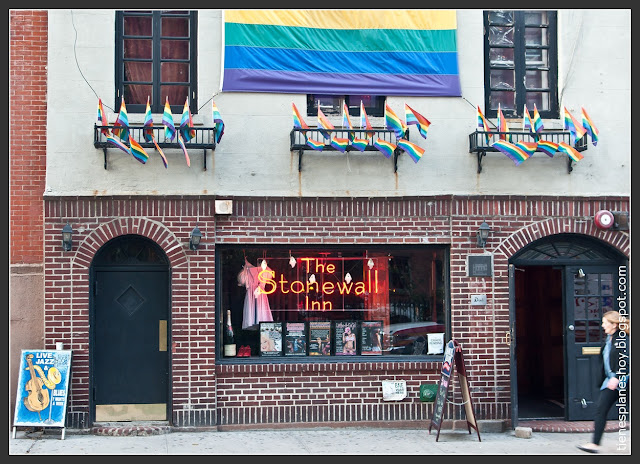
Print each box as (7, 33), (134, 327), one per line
(218, 246), (447, 360)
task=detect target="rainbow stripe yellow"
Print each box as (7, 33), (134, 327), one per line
(581, 107), (599, 146)
(374, 138), (396, 159)
(563, 107), (586, 145)
(129, 137), (149, 164)
(385, 103), (406, 138)
(397, 138), (425, 163)
(330, 135), (349, 152)
(317, 108), (335, 140)
(537, 140), (559, 158)
(404, 104), (430, 139)
(558, 141), (584, 162)
(492, 139), (530, 166)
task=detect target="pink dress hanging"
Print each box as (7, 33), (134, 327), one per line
(237, 258), (273, 330)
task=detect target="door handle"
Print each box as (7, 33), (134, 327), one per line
(505, 330), (511, 346)
(568, 324), (575, 331)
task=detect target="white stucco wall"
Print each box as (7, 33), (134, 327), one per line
(45, 9), (631, 198)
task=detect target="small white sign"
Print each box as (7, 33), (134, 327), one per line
(381, 380), (407, 401)
(427, 333), (445, 355)
(470, 294), (487, 306)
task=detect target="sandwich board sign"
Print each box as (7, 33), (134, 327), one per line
(428, 339), (481, 442)
(13, 349), (72, 439)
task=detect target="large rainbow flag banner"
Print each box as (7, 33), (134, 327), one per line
(222, 10), (461, 96)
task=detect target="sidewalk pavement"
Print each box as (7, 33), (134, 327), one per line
(9, 426), (631, 455)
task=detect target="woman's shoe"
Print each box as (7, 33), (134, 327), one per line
(577, 443), (600, 453)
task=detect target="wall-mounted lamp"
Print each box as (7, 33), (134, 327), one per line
(476, 222), (491, 248)
(577, 268), (586, 278)
(367, 258), (375, 269)
(189, 226), (202, 250)
(62, 222), (73, 251)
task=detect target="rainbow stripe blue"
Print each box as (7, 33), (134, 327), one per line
(532, 103), (544, 133)
(537, 140), (558, 158)
(477, 105), (491, 144)
(342, 103), (355, 142)
(404, 104), (430, 139)
(163, 97), (176, 142)
(222, 10), (461, 96)
(129, 137), (149, 164)
(330, 135), (349, 152)
(317, 108), (335, 140)
(306, 136), (325, 151)
(97, 98), (110, 136)
(143, 97), (168, 168)
(373, 138), (396, 159)
(515, 141), (538, 157)
(360, 101), (376, 139)
(497, 104), (511, 142)
(350, 138), (370, 152)
(558, 141), (584, 162)
(563, 107), (586, 145)
(180, 98), (196, 142)
(105, 133), (131, 155)
(396, 138), (425, 163)
(292, 102), (309, 133)
(212, 101), (225, 144)
(176, 132), (191, 167)
(492, 139), (530, 166)
(113, 97), (129, 143)
(581, 107), (599, 146)
(385, 103), (406, 138)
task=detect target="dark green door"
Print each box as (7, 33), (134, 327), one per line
(93, 269), (169, 421)
(565, 265), (618, 420)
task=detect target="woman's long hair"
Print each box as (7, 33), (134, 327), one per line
(603, 310), (630, 335)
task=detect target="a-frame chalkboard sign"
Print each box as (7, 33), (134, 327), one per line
(428, 339), (481, 442)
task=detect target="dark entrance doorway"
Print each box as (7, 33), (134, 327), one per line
(509, 233), (627, 426)
(90, 235), (170, 423)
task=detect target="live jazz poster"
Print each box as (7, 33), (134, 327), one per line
(13, 349), (72, 428)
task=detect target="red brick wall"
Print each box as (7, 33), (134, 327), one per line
(44, 195), (629, 429)
(10, 10), (48, 264)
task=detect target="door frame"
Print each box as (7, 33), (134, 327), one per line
(89, 235), (171, 425)
(508, 233), (627, 427)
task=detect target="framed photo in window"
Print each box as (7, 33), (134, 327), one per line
(284, 322), (307, 356)
(360, 320), (383, 355)
(334, 321), (358, 356)
(308, 321), (331, 356)
(259, 322), (283, 357)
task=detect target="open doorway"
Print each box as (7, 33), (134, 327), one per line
(514, 266), (565, 419)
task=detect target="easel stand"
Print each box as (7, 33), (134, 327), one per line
(428, 339), (481, 442)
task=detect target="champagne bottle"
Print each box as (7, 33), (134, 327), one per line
(224, 310), (237, 357)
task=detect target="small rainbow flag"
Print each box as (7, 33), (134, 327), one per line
(563, 107), (586, 145)
(162, 96), (176, 142)
(404, 104), (430, 139)
(105, 133), (131, 155)
(292, 102), (309, 136)
(558, 141), (584, 162)
(537, 140), (559, 157)
(176, 132), (191, 167)
(97, 98), (110, 136)
(129, 137), (149, 164)
(532, 103), (544, 133)
(581, 107), (599, 146)
(497, 104), (511, 142)
(515, 141), (538, 157)
(212, 100), (225, 144)
(143, 96), (168, 168)
(180, 97), (196, 142)
(492, 139), (530, 166)
(397, 138), (425, 163)
(342, 103), (355, 142)
(385, 103), (406, 138)
(306, 136), (325, 151)
(373, 138), (396, 159)
(360, 101), (375, 140)
(113, 97), (130, 143)
(330, 135), (349, 152)
(317, 108), (335, 140)
(477, 105), (492, 144)
(350, 138), (370, 152)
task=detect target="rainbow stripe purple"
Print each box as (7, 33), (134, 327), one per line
(558, 141), (584, 162)
(581, 107), (599, 146)
(537, 140), (559, 158)
(522, 105), (534, 131)
(212, 101), (225, 144)
(515, 141), (538, 157)
(396, 138), (425, 163)
(342, 103), (355, 142)
(180, 98), (196, 142)
(306, 136), (325, 151)
(317, 108), (335, 140)
(176, 132), (191, 167)
(222, 10), (461, 96)
(404, 104), (430, 139)
(497, 104), (511, 142)
(129, 137), (149, 164)
(330, 135), (349, 153)
(105, 133), (131, 155)
(350, 138), (370, 152)
(563, 107), (586, 145)
(97, 98), (110, 136)
(143, 97), (168, 168)
(162, 97), (176, 142)
(292, 102), (309, 133)
(532, 104), (544, 133)
(360, 101), (376, 139)
(492, 139), (530, 166)
(373, 138), (396, 159)
(477, 105), (491, 144)
(113, 97), (130, 143)
(385, 103), (406, 138)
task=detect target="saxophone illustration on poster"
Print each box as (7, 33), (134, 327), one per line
(13, 349), (72, 428)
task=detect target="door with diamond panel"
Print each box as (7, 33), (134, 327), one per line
(93, 268), (169, 421)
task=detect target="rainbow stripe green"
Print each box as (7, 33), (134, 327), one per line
(373, 138), (396, 159)
(113, 97), (129, 143)
(350, 138), (370, 152)
(306, 136), (325, 151)
(176, 132), (191, 167)
(222, 10), (461, 96)
(212, 101), (225, 144)
(476, 105), (491, 144)
(292, 102), (309, 133)
(492, 139), (530, 166)
(563, 107), (586, 145)
(342, 103), (355, 142)
(404, 104), (430, 139)
(537, 140), (559, 158)
(581, 107), (599, 146)
(396, 138), (425, 163)
(360, 101), (375, 139)
(180, 98), (196, 142)
(515, 141), (538, 157)
(105, 133), (131, 155)
(163, 97), (176, 142)
(330, 135), (349, 152)
(532, 103), (544, 133)
(385, 103), (406, 138)
(143, 97), (168, 169)
(129, 137), (149, 164)
(97, 98), (110, 136)
(317, 108), (335, 140)
(558, 141), (584, 162)
(497, 104), (511, 142)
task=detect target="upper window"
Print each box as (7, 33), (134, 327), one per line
(115, 10), (197, 114)
(306, 95), (386, 118)
(483, 10), (558, 119)
(217, 245), (449, 361)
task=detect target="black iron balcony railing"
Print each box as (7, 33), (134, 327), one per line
(469, 130), (588, 174)
(94, 125), (217, 170)
(290, 128), (408, 172)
